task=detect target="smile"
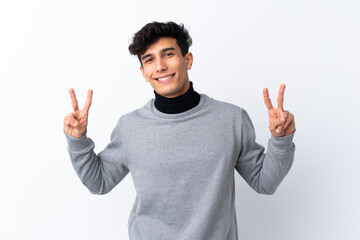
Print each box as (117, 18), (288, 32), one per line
(155, 73), (175, 82)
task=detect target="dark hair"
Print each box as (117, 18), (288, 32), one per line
(128, 21), (192, 65)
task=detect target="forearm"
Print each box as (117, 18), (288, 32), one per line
(256, 131), (295, 194)
(65, 130), (129, 195)
(65, 132), (107, 194)
(235, 108), (295, 195)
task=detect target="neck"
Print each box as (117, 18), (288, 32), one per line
(154, 81), (201, 114)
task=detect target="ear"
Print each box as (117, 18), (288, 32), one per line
(185, 52), (193, 70)
(140, 66), (150, 82)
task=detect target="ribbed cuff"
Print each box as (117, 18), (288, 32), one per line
(64, 131), (92, 151)
(269, 130), (296, 152)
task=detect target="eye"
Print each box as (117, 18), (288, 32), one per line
(144, 58), (153, 63)
(165, 52), (174, 57)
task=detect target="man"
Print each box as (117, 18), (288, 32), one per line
(64, 21), (295, 240)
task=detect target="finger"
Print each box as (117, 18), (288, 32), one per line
(64, 113), (76, 126)
(83, 89), (93, 112)
(280, 111), (289, 122)
(70, 118), (79, 128)
(69, 88), (79, 111)
(277, 84), (286, 111)
(274, 112), (294, 134)
(263, 88), (273, 110)
(282, 112), (294, 130)
(274, 111), (288, 125)
(64, 113), (72, 125)
(66, 116), (79, 128)
(269, 116), (286, 132)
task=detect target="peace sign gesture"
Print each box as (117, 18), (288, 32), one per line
(64, 88), (93, 138)
(263, 84), (295, 137)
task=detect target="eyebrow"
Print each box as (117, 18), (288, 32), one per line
(141, 47), (176, 61)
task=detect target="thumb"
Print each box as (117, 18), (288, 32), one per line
(64, 114), (79, 128)
(69, 117), (79, 128)
(279, 111), (289, 122)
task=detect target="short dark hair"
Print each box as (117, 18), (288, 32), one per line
(128, 21), (192, 66)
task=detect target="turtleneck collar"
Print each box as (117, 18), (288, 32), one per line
(154, 81), (201, 114)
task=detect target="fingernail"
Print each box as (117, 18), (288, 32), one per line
(276, 128), (281, 133)
(280, 118), (285, 122)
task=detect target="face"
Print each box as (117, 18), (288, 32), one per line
(140, 37), (193, 98)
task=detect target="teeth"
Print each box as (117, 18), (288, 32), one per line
(158, 75), (173, 81)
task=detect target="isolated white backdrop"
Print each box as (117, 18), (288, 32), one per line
(1, 0), (359, 239)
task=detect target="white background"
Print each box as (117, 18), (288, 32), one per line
(1, 0), (359, 239)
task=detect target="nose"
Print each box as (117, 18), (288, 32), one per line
(155, 58), (167, 72)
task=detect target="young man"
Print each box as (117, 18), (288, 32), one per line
(64, 22), (295, 240)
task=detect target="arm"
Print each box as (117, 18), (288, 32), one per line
(64, 89), (129, 194)
(235, 110), (295, 195)
(65, 120), (129, 195)
(235, 84), (296, 194)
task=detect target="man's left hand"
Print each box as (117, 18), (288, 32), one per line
(263, 84), (295, 137)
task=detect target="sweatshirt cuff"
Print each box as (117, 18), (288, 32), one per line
(64, 131), (92, 151)
(269, 130), (296, 152)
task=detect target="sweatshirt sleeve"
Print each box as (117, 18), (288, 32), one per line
(235, 109), (295, 195)
(65, 119), (129, 195)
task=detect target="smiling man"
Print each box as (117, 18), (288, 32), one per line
(140, 37), (193, 98)
(64, 21), (295, 240)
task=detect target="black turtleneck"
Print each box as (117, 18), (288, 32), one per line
(154, 81), (201, 114)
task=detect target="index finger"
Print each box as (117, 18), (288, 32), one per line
(69, 88), (79, 111)
(83, 89), (93, 112)
(277, 84), (286, 111)
(263, 88), (274, 110)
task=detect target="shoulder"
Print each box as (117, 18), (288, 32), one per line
(115, 99), (154, 127)
(203, 94), (247, 117)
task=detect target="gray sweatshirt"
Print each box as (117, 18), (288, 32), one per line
(65, 94), (295, 240)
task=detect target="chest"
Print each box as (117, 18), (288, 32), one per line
(123, 117), (240, 190)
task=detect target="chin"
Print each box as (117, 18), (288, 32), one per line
(151, 79), (188, 98)
(152, 85), (175, 97)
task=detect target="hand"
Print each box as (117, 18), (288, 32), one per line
(64, 88), (93, 138)
(263, 84), (295, 137)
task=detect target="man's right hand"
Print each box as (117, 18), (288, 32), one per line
(64, 88), (93, 138)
